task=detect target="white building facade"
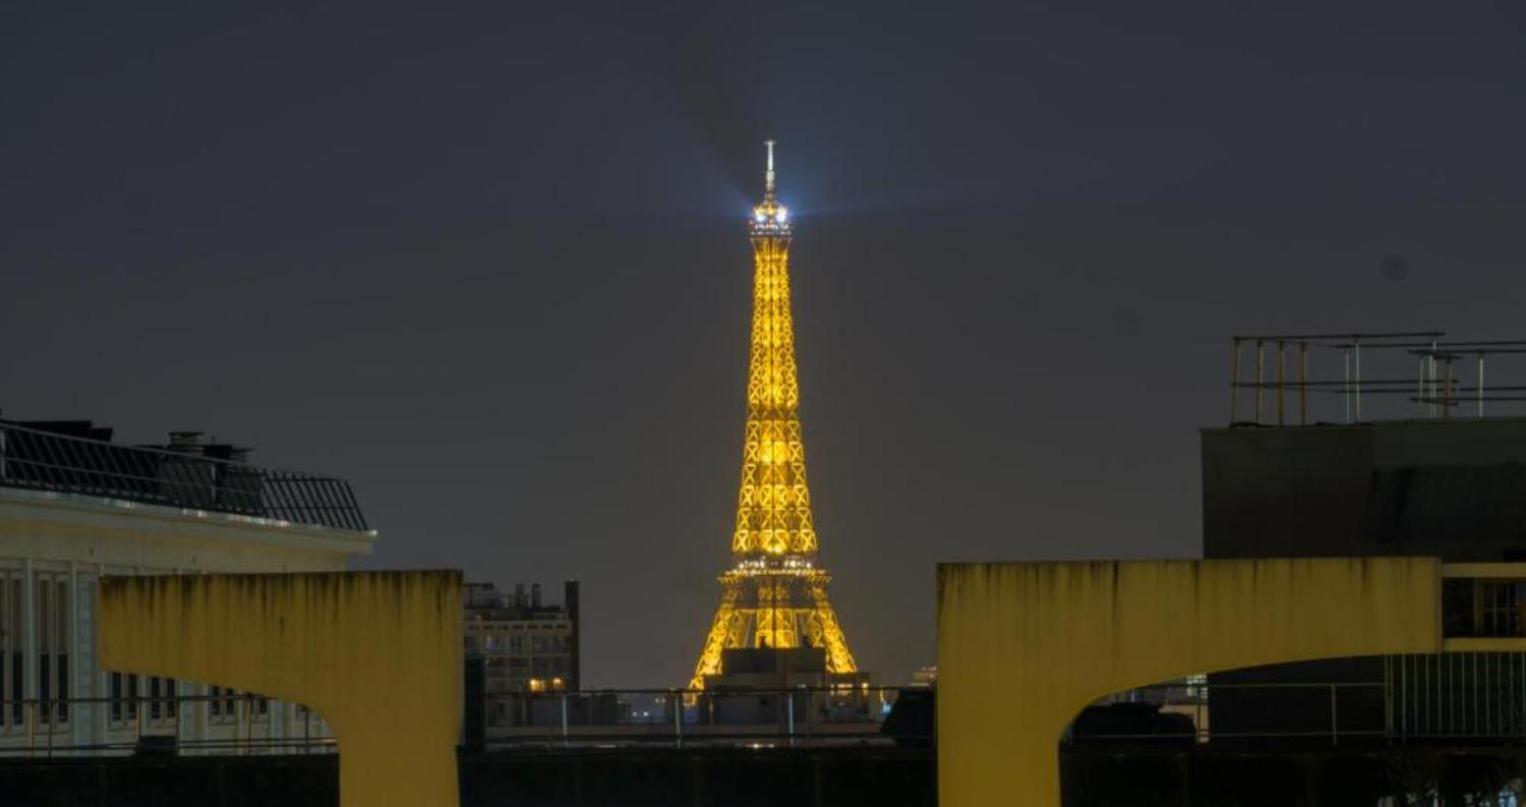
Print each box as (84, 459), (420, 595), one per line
(0, 422), (375, 754)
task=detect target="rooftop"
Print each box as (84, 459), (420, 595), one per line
(0, 419), (369, 532)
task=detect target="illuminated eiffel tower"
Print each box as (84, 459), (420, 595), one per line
(689, 142), (858, 689)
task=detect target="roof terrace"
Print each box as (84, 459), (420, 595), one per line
(0, 420), (369, 532)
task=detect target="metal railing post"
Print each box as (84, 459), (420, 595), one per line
(805, 688), (813, 747)
(1298, 342), (1308, 426)
(787, 689), (796, 748)
(1428, 351), (1438, 418)
(673, 690), (683, 749)
(1230, 339), (1242, 423)
(1330, 684), (1338, 746)
(1443, 359), (1454, 418)
(1255, 341), (1265, 424)
(1343, 349), (1352, 423)
(1276, 340), (1286, 426)
(1417, 355), (1428, 418)
(1353, 339), (1362, 421)
(1471, 350), (1483, 414)
(560, 693), (569, 748)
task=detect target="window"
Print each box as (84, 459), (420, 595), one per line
(146, 676), (176, 722)
(163, 678), (178, 720)
(209, 685), (237, 723)
(206, 686), (264, 723)
(1441, 578), (1526, 637)
(110, 672), (153, 725)
(1, 573), (22, 730)
(34, 575), (70, 725)
(1481, 581), (1526, 636)
(111, 674), (140, 723)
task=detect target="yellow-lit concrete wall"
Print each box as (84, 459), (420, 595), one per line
(937, 558), (1442, 807)
(98, 571), (462, 807)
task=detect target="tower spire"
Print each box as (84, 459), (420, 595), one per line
(765, 139), (776, 196)
(750, 141), (789, 236)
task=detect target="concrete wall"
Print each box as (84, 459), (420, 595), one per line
(937, 558), (1442, 806)
(97, 572), (461, 807)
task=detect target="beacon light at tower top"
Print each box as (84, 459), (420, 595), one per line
(749, 139), (792, 236)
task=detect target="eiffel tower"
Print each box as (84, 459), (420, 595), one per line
(689, 142), (858, 689)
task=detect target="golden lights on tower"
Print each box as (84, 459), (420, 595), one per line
(689, 141), (858, 689)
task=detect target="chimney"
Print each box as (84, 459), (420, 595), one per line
(531, 583), (542, 609)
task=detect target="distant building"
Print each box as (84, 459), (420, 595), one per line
(463, 579), (580, 726)
(0, 417), (375, 753)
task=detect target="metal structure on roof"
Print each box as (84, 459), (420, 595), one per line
(0, 420), (370, 531)
(1229, 331), (1526, 426)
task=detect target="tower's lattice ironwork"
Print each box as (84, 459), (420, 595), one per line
(689, 142), (858, 689)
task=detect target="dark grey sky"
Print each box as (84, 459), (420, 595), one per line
(4, 2), (1526, 686)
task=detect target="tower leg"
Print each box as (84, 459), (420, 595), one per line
(690, 582), (743, 689)
(808, 582), (858, 674)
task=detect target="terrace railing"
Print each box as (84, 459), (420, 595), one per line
(0, 422), (368, 531)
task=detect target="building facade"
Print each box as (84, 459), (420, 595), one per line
(463, 580), (579, 727)
(0, 419), (375, 753)
(1203, 334), (1526, 740)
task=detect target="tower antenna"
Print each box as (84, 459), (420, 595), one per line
(764, 139), (776, 196)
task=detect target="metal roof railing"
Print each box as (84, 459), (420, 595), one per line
(0, 422), (369, 532)
(1228, 331), (1526, 425)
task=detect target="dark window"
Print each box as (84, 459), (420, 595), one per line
(1443, 578), (1478, 636)
(1442, 579), (1526, 638)
(9, 652), (20, 725)
(38, 653), (49, 723)
(56, 652), (68, 721)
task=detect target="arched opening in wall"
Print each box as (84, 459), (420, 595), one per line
(1058, 658), (1526, 807)
(94, 669), (336, 757)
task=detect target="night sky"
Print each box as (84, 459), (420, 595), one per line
(4, 3), (1526, 687)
